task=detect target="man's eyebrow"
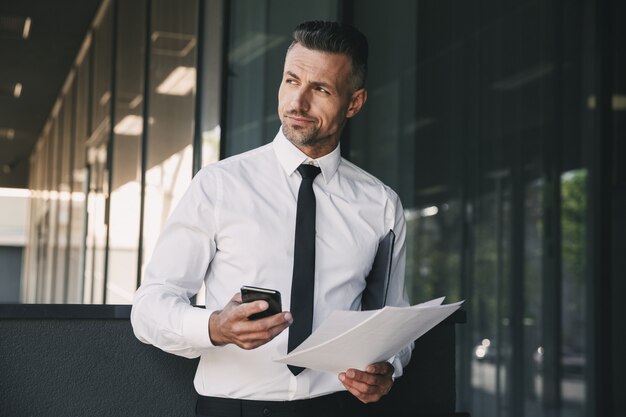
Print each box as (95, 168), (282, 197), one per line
(286, 71), (332, 86)
(311, 80), (332, 90)
(284, 70), (334, 92)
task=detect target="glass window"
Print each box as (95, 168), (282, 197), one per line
(85, 4), (113, 304)
(198, 0), (225, 168)
(84, 143), (108, 304)
(43, 118), (60, 303)
(34, 133), (51, 302)
(106, 0), (147, 304)
(560, 169), (587, 414)
(140, 0), (198, 278)
(53, 98), (73, 303)
(23, 143), (34, 301)
(523, 176), (544, 414)
(23, 140), (47, 303)
(471, 176), (512, 416)
(351, 0), (464, 302)
(92, 5), (113, 135)
(66, 49), (91, 304)
(345, 1), (590, 416)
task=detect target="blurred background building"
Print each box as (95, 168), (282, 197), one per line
(0, 0), (624, 416)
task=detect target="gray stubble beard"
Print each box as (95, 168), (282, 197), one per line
(281, 123), (321, 147)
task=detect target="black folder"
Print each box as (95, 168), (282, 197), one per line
(361, 229), (395, 311)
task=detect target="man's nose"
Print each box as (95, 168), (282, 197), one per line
(290, 89), (310, 113)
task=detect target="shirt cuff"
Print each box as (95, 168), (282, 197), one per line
(387, 355), (404, 380)
(181, 306), (216, 348)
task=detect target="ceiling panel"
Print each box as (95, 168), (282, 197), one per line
(0, 0), (101, 188)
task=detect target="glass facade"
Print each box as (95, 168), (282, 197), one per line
(141, 0), (198, 282)
(19, 0), (624, 416)
(106, 0), (147, 303)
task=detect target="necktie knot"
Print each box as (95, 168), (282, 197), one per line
(297, 164), (321, 180)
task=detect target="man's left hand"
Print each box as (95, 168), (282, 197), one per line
(338, 361), (394, 404)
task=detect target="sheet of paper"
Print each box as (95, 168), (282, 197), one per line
(273, 298), (463, 374)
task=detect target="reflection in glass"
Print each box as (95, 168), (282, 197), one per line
(198, 0), (225, 169)
(560, 170), (587, 416)
(108, 181), (142, 302)
(34, 134), (51, 302)
(350, 0), (464, 305)
(346, 1), (591, 416)
(84, 5), (113, 304)
(23, 138), (47, 302)
(43, 119), (60, 303)
(92, 4), (113, 136)
(106, 0), (147, 304)
(67, 53), (90, 304)
(84, 144), (108, 304)
(523, 176), (544, 415)
(141, 0), (198, 277)
(55, 94), (75, 303)
(471, 176), (511, 417)
(143, 146), (194, 271)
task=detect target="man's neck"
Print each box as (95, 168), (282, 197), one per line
(294, 141), (338, 159)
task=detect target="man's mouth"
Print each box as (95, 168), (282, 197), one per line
(284, 114), (315, 126)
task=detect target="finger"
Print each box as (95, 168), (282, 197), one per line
(343, 368), (381, 386)
(339, 374), (381, 404)
(341, 373), (380, 395)
(344, 385), (375, 404)
(229, 312), (292, 348)
(263, 311), (293, 327)
(232, 322), (289, 349)
(238, 299), (269, 319)
(240, 313), (291, 335)
(365, 362), (394, 376)
(221, 294), (242, 314)
(238, 308), (292, 330)
(341, 369), (393, 395)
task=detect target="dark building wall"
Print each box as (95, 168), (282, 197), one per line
(0, 318), (198, 417)
(0, 306), (464, 417)
(0, 246), (22, 303)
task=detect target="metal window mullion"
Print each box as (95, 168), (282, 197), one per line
(102, 0), (118, 305)
(136, 0), (153, 290)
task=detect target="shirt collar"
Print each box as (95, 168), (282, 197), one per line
(272, 127), (341, 184)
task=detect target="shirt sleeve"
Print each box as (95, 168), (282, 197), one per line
(130, 168), (221, 359)
(384, 189), (414, 378)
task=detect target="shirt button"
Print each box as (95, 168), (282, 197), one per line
(262, 408), (272, 416)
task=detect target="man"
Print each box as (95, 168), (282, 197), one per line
(131, 20), (412, 417)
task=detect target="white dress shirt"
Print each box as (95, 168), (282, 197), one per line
(131, 128), (412, 401)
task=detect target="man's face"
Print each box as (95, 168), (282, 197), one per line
(278, 43), (366, 157)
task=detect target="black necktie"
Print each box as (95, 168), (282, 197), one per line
(288, 164), (321, 376)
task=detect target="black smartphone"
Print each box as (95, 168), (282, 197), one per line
(240, 286), (282, 320)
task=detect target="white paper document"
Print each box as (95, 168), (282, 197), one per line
(273, 297), (463, 374)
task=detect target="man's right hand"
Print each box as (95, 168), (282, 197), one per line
(208, 293), (293, 349)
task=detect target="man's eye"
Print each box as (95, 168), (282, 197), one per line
(317, 87), (330, 95)
(286, 79), (297, 85)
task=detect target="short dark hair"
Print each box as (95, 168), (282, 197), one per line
(288, 21), (368, 91)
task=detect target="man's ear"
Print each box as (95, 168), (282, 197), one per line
(346, 88), (367, 119)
